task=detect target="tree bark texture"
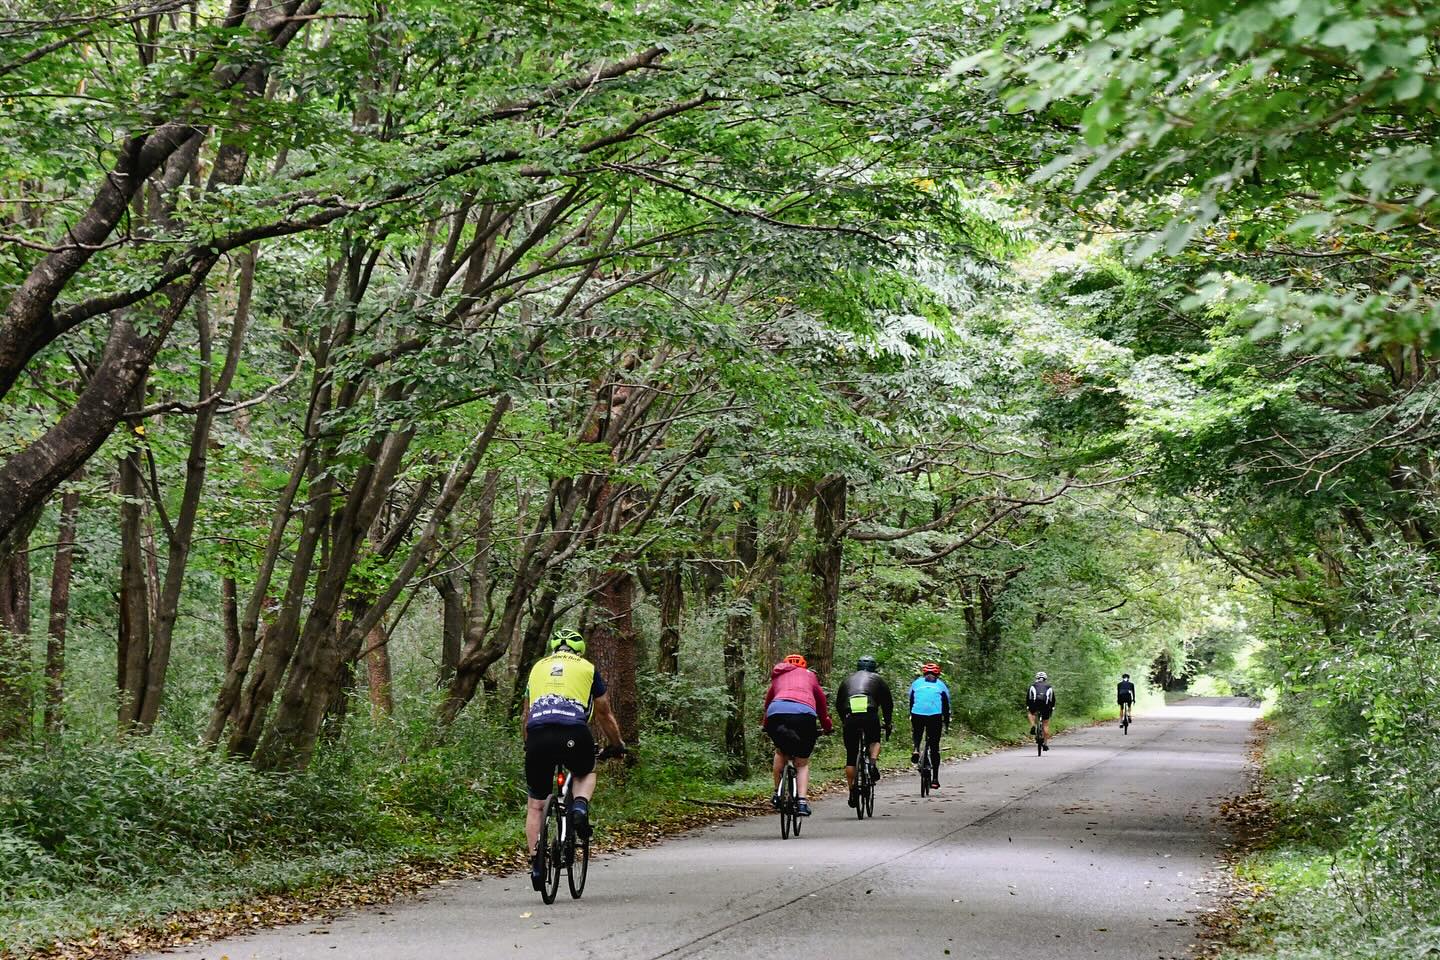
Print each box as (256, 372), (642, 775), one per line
(364, 624), (394, 716)
(589, 569), (640, 742)
(724, 508), (758, 778)
(656, 562), (682, 675)
(803, 475), (846, 684)
(44, 486), (82, 733)
(0, 534), (32, 743)
(117, 434), (154, 731)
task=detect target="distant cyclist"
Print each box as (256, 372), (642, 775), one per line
(762, 653), (832, 817)
(1027, 671), (1056, 750)
(908, 663), (950, 788)
(836, 655), (893, 808)
(521, 629), (626, 891)
(1117, 673), (1136, 727)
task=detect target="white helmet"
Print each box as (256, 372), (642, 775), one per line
(1034, 671), (1048, 682)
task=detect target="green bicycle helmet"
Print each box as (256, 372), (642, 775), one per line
(857, 655), (879, 672)
(549, 628), (586, 656)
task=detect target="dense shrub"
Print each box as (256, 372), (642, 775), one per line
(0, 740), (380, 896)
(1266, 540), (1440, 920)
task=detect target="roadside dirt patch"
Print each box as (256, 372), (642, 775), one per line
(1194, 719), (1275, 958)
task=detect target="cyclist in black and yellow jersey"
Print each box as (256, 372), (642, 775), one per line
(835, 655), (893, 808)
(521, 629), (625, 891)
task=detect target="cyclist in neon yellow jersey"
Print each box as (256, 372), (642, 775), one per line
(521, 629), (625, 891)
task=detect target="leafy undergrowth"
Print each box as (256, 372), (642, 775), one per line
(1200, 713), (1440, 960)
(0, 721), (1009, 960)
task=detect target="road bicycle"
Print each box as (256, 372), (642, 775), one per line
(535, 744), (626, 904)
(1120, 701), (1132, 735)
(777, 757), (803, 839)
(536, 763), (588, 904)
(853, 742), (875, 820)
(1035, 716), (1048, 756)
(916, 725), (939, 797)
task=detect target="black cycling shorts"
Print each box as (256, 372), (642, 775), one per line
(842, 712), (882, 766)
(765, 713), (819, 758)
(1029, 705), (1054, 721)
(524, 723), (596, 800)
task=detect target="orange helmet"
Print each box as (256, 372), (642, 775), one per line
(922, 662), (941, 676)
(783, 653), (808, 669)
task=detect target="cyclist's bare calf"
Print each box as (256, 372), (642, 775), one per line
(772, 750), (811, 799)
(1028, 710), (1051, 740)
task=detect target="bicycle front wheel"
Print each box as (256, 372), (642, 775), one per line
(567, 831), (588, 899)
(541, 796), (563, 904)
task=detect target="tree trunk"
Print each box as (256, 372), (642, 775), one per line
(221, 576), (241, 670)
(656, 562), (682, 675)
(138, 258), (253, 733)
(364, 624), (394, 716)
(803, 475), (845, 684)
(44, 486), (82, 734)
(255, 398), (508, 769)
(117, 437), (153, 731)
(589, 569), (640, 742)
(723, 509), (758, 778)
(508, 585), (559, 718)
(0, 534), (33, 743)
(443, 472), (590, 727)
(437, 573), (464, 685)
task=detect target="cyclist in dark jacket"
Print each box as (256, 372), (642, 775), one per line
(835, 656), (894, 808)
(1027, 672), (1056, 751)
(1117, 673), (1136, 727)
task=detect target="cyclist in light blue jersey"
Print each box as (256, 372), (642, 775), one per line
(908, 663), (950, 788)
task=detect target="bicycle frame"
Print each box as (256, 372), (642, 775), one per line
(779, 759), (801, 839)
(918, 725), (937, 797)
(854, 735), (874, 820)
(539, 763), (589, 903)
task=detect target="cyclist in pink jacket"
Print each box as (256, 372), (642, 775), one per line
(761, 654), (832, 816)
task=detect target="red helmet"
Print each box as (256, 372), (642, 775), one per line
(783, 653), (808, 669)
(922, 662), (941, 676)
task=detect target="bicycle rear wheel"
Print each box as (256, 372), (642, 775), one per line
(863, 774), (875, 817)
(567, 831), (588, 899)
(1036, 726), (1045, 756)
(919, 759), (930, 797)
(540, 796), (562, 904)
(852, 754), (864, 823)
(779, 764), (794, 839)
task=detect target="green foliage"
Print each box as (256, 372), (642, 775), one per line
(0, 741), (378, 897)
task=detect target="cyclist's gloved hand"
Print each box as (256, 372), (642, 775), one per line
(597, 743), (629, 761)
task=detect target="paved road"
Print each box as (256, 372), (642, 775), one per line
(144, 697), (1258, 960)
